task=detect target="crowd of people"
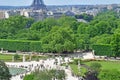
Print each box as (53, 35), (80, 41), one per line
(6, 57), (80, 80)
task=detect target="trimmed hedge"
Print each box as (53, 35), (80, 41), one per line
(0, 39), (42, 52)
(30, 41), (42, 52)
(92, 44), (113, 56)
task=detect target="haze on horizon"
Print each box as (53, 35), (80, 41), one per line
(0, 0), (120, 6)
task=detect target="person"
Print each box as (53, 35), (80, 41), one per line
(20, 75), (24, 79)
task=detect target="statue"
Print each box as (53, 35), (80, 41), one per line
(12, 56), (14, 62)
(92, 50), (95, 59)
(0, 48), (3, 53)
(23, 54), (26, 62)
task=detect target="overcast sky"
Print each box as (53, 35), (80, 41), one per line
(0, 0), (120, 6)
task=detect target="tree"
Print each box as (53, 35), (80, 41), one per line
(14, 54), (20, 61)
(0, 61), (11, 80)
(90, 34), (112, 45)
(111, 33), (120, 57)
(41, 26), (75, 53)
(64, 40), (75, 53)
(0, 15), (34, 39)
(55, 44), (63, 53)
(75, 13), (93, 22)
(58, 15), (79, 31)
(94, 21), (112, 35)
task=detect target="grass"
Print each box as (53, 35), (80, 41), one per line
(84, 61), (120, 71)
(69, 60), (120, 76)
(0, 54), (49, 62)
(69, 63), (87, 76)
(0, 54), (23, 62)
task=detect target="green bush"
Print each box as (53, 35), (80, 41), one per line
(90, 62), (102, 72)
(98, 70), (120, 80)
(24, 69), (66, 80)
(0, 61), (11, 80)
(24, 74), (34, 80)
(14, 54), (20, 60)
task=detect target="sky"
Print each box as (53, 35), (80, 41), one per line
(0, 0), (120, 6)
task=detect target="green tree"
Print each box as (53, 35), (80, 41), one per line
(90, 34), (112, 45)
(111, 33), (120, 57)
(41, 26), (75, 53)
(0, 61), (11, 80)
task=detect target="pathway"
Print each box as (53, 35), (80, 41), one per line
(6, 57), (79, 80)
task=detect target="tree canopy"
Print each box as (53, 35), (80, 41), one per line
(0, 61), (11, 80)
(0, 11), (120, 56)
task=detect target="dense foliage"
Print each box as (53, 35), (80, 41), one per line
(0, 11), (120, 56)
(0, 60), (11, 80)
(92, 44), (112, 56)
(98, 70), (120, 80)
(24, 69), (66, 80)
(75, 13), (93, 22)
(0, 39), (42, 52)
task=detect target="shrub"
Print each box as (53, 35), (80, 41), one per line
(98, 70), (120, 80)
(24, 74), (34, 80)
(14, 54), (20, 60)
(90, 62), (102, 72)
(0, 61), (11, 80)
(24, 69), (66, 80)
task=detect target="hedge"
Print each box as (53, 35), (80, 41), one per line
(30, 41), (42, 52)
(92, 44), (113, 56)
(0, 39), (42, 52)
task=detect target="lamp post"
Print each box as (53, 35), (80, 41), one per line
(92, 50), (95, 59)
(78, 60), (81, 74)
(78, 60), (82, 80)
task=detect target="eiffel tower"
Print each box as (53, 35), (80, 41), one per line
(31, 0), (47, 10)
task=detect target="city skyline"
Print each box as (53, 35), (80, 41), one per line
(0, 0), (120, 6)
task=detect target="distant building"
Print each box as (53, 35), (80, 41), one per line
(0, 11), (5, 19)
(1, 0), (48, 21)
(1, 0), (120, 21)
(31, 0), (47, 10)
(77, 19), (87, 23)
(26, 0), (47, 21)
(64, 11), (75, 17)
(47, 11), (63, 19)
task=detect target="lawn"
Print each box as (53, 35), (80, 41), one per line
(84, 61), (120, 71)
(70, 63), (87, 76)
(0, 54), (23, 62)
(69, 60), (120, 76)
(0, 54), (49, 62)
